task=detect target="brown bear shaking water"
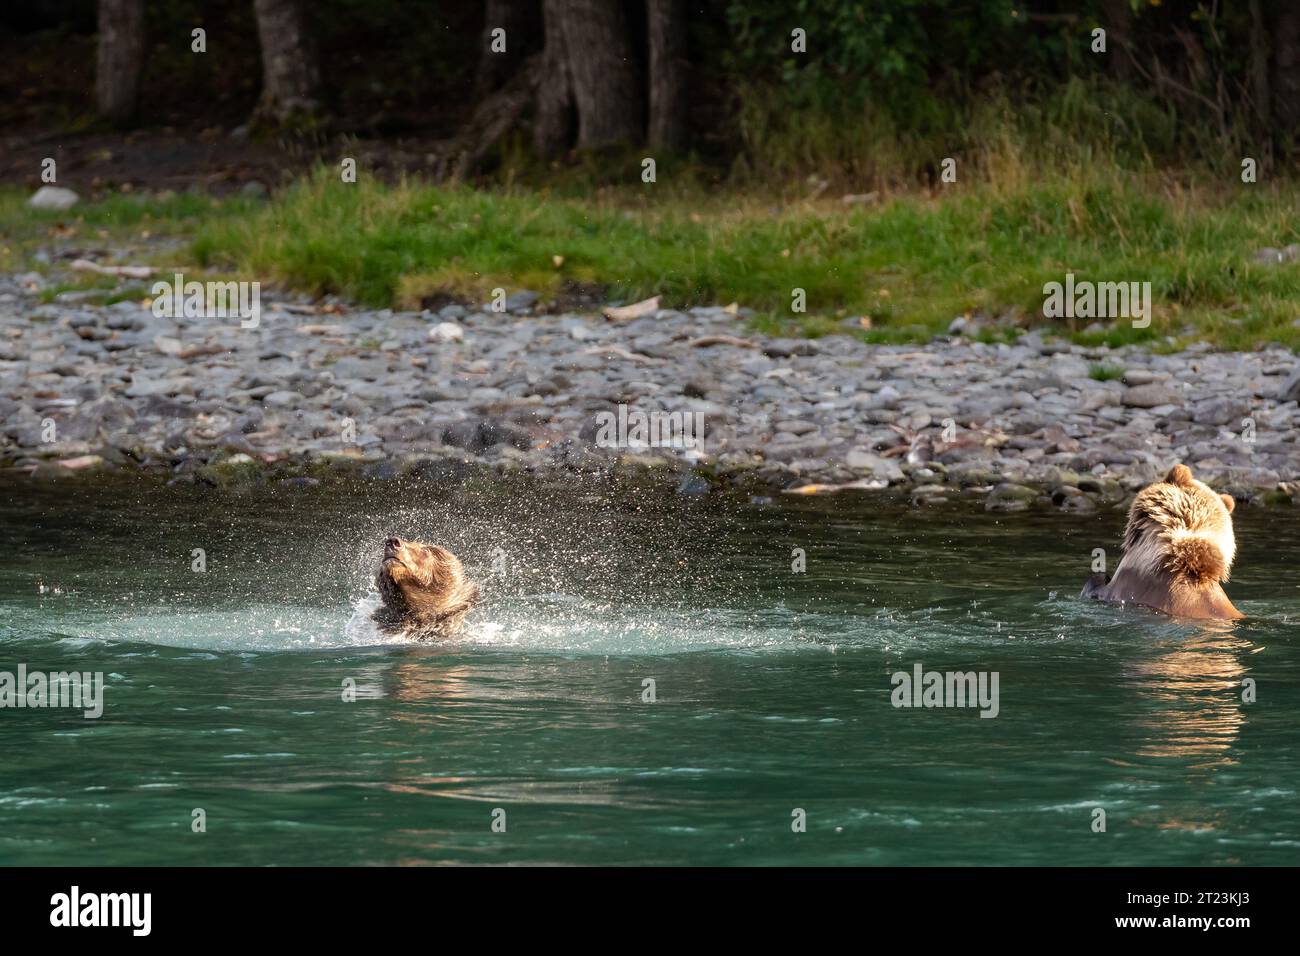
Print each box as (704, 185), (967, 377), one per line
(1082, 463), (1242, 620)
(372, 537), (481, 639)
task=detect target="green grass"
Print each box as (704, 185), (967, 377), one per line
(6, 165), (1300, 350)
(188, 168), (1300, 349)
(0, 189), (262, 264)
(1088, 362), (1125, 381)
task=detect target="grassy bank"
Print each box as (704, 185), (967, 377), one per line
(0, 189), (260, 306)
(184, 169), (1300, 350)
(7, 168), (1300, 350)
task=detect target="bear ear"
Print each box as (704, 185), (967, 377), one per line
(1220, 493), (1236, 514)
(1165, 463), (1194, 486)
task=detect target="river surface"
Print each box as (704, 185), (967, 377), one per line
(1, 474), (1297, 865)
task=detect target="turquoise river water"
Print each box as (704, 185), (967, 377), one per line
(1, 474), (1298, 865)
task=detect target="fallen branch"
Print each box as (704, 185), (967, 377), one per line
(581, 345), (662, 364)
(603, 295), (661, 322)
(70, 259), (154, 279)
(437, 54), (544, 181)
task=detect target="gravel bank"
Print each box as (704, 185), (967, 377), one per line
(4, 267), (1299, 511)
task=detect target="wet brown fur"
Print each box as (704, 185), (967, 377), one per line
(1082, 464), (1243, 620)
(372, 537), (480, 639)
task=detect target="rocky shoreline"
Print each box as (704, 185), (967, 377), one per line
(4, 265), (1300, 512)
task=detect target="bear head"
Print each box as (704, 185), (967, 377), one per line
(374, 537), (480, 638)
(1123, 463), (1237, 586)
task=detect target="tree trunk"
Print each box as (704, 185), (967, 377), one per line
(1249, 0), (1272, 129)
(1274, 1), (1300, 135)
(1099, 0), (1131, 80)
(646, 0), (688, 150)
(475, 0), (539, 98)
(96, 0), (145, 125)
(252, 0), (322, 125)
(533, 0), (575, 156)
(548, 0), (643, 149)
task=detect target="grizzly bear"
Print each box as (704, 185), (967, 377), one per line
(1082, 464), (1242, 620)
(372, 537), (481, 639)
